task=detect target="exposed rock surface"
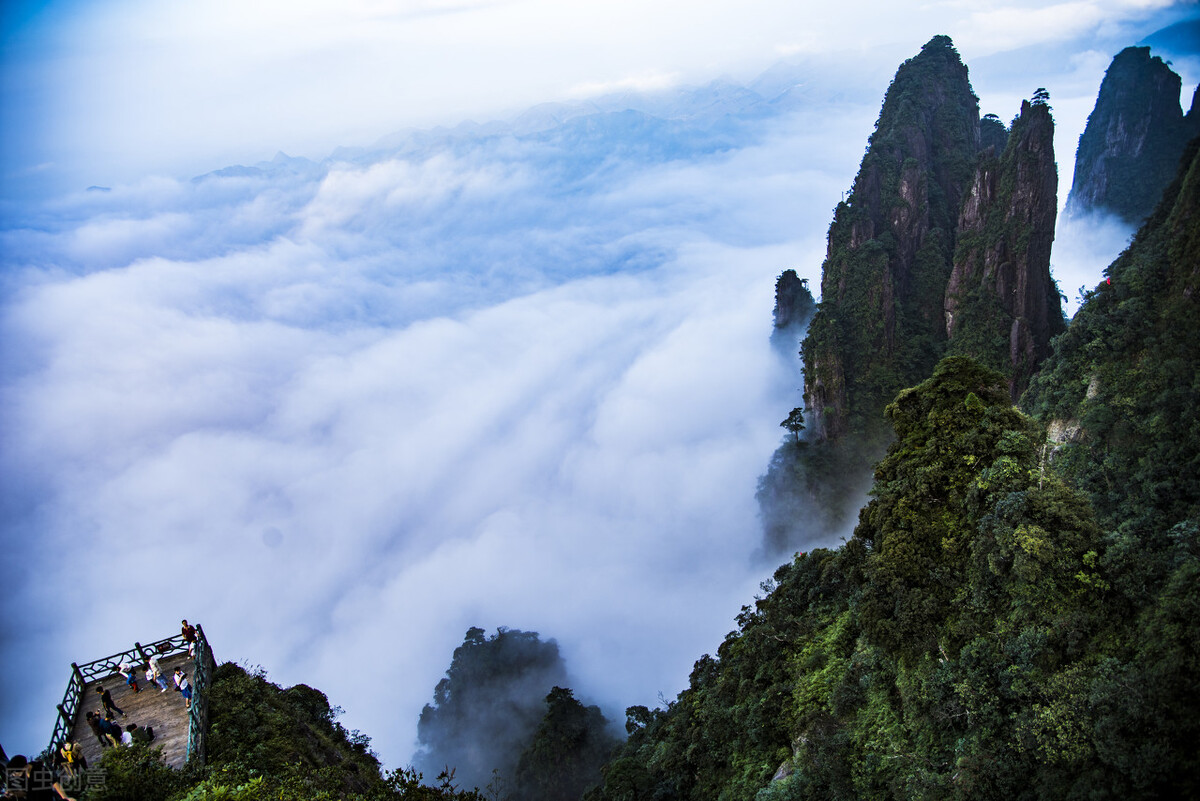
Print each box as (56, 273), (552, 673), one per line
(802, 35), (980, 447)
(769, 268), (816, 356)
(946, 98), (1065, 399)
(1066, 46), (1200, 223)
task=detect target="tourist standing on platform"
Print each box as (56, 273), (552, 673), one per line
(181, 619), (198, 657)
(117, 658), (139, 693)
(95, 686), (125, 718)
(4, 754), (77, 800)
(175, 669), (193, 710)
(84, 712), (107, 748)
(146, 655), (169, 692)
(98, 715), (121, 747)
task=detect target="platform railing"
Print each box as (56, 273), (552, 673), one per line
(186, 624), (215, 764)
(48, 626), (216, 766)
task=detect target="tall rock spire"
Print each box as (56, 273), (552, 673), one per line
(946, 95), (1065, 399)
(802, 35), (980, 449)
(762, 38), (1071, 557)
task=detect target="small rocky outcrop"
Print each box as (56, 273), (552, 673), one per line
(1065, 46), (1200, 223)
(769, 269), (816, 356)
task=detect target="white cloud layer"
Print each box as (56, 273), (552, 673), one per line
(0, 91), (875, 763)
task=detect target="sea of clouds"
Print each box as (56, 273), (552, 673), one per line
(3, 23), (1180, 761)
(1, 75), (887, 763)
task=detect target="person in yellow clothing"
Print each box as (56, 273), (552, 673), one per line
(58, 741), (87, 778)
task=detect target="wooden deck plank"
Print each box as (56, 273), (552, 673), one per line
(65, 651), (196, 769)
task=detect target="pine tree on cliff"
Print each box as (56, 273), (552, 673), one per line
(945, 92), (1066, 399)
(1065, 46), (1200, 223)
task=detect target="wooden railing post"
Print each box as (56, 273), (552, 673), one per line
(71, 662), (84, 688)
(135, 642), (148, 662)
(57, 704), (71, 727)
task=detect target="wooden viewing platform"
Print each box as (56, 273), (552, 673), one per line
(50, 626), (215, 770)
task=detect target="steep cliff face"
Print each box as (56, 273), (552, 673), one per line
(802, 35), (981, 448)
(946, 97), (1065, 399)
(1065, 46), (1200, 223)
(761, 37), (1075, 558)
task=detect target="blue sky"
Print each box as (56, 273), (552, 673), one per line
(2, 0), (1199, 772)
(4, 0), (1196, 196)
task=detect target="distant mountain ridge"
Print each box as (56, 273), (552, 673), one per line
(1065, 45), (1199, 223)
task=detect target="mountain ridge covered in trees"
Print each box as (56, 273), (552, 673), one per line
(585, 38), (1200, 801)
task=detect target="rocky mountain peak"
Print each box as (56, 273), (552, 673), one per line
(803, 35), (980, 446)
(945, 96), (1064, 399)
(1066, 46), (1200, 223)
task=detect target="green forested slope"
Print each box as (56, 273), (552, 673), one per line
(587, 139), (1200, 801)
(80, 662), (488, 801)
(1025, 137), (1200, 533)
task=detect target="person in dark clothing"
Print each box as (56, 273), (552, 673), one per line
(99, 714), (122, 747)
(95, 686), (125, 718)
(84, 711), (108, 748)
(4, 754), (75, 800)
(181, 619), (198, 657)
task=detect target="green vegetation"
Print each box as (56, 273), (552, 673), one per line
(415, 627), (570, 792)
(1025, 137), (1200, 534)
(513, 687), (620, 801)
(83, 662), (486, 800)
(592, 353), (1199, 799)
